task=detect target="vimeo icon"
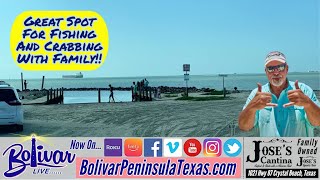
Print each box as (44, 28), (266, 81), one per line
(164, 139), (182, 157)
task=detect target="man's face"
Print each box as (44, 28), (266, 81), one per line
(265, 61), (288, 87)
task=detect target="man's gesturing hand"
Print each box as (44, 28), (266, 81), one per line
(251, 83), (278, 110)
(283, 80), (310, 108)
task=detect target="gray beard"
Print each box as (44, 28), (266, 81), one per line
(271, 77), (284, 87)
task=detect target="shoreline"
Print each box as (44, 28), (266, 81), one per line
(18, 87), (320, 96)
(18, 87), (320, 101)
(4, 71), (320, 80)
(0, 92), (252, 137)
(2, 91), (319, 137)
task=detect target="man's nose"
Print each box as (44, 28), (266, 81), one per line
(273, 68), (280, 74)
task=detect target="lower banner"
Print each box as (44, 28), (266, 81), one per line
(0, 136), (318, 179)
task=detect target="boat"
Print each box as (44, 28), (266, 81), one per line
(62, 72), (83, 78)
(308, 70), (319, 73)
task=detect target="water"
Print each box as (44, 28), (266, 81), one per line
(64, 90), (132, 104)
(2, 72), (319, 103)
(2, 72), (320, 90)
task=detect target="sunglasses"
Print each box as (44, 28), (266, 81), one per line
(266, 63), (286, 73)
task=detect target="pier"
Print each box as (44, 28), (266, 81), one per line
(46, 88), (64, 104)
(131, 86), (153, 102)
(19, 88), (63, 105)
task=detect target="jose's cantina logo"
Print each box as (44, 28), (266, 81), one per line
(246, 140), (292, 166)
(2, 136), (75, 177)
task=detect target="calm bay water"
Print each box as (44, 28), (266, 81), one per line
(63, 90), (132, 104)
(2, 72), (319, 103)
(3, 72), (320, 90)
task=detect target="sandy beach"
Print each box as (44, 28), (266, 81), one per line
(0, 91), (319, 137)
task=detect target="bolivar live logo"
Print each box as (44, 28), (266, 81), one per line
(2, 135), (75, 177)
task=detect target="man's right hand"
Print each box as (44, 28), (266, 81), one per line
(249, 83), (278, 110)
(238, 83), (278, 131)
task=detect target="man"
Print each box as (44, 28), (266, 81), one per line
(108, 84), (115, 103)
(238, 51), (320, 137)
(24, 80), (28, 91)
(132, 81), (137, 102)
(144, 78), (149, 88)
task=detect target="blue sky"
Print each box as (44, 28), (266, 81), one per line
(0, 0), (319, 79)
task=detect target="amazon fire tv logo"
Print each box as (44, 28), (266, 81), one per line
(124, 138), (142, 156)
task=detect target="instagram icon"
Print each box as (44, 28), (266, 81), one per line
(203, 138), (222, 157)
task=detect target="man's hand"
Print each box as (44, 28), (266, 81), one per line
(250, 83), (278, 110)
(238, 83), (277, 131)
(283, 80), (311, 108)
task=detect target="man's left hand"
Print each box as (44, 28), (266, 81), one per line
(283, 80), (310, 108)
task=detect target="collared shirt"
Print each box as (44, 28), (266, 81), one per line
(134, 85), (137, 93)
(243, 80), (320, 137)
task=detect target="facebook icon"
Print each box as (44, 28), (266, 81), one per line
(144, 139), (162, 157)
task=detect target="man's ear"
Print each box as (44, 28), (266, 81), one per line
(286, 65), (289, 73)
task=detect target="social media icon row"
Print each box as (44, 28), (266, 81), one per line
(104, 138), (242, 157)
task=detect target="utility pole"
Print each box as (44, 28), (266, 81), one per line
(218, 74), (228, 97)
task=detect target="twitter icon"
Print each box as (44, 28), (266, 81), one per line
(223, 138), (242, 157)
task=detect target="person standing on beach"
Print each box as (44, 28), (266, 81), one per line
(108, 84), (115, 103)
(132, 81), (137, 102)
(24, 80), (28, 91)
(238, 51), (320, 137)
(144, 78), (149, 88)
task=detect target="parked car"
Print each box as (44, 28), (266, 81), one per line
(0, 81), (23, 131)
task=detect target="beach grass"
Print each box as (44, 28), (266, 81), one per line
(175, 96), (228, 101)
(201, 90), (230, 95)
(164, 94), (179, 98)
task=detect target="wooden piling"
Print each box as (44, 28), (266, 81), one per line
(61, 88), (64, 104)
(98, 88), (101, 103)
(131, 87), (134, 101)
(142, 89), (145, 100)
(149, 88), (152, 101)
(50, 89), (53, 101)
(21, 73), (24, 91)
(59, 88), (62, 104)
(47, 90), (49, 103)
(41, 76), (45, 90)
(145, 88), (148, 100)
(43, 87), (64, 104)
(138, 85), (141, 101)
